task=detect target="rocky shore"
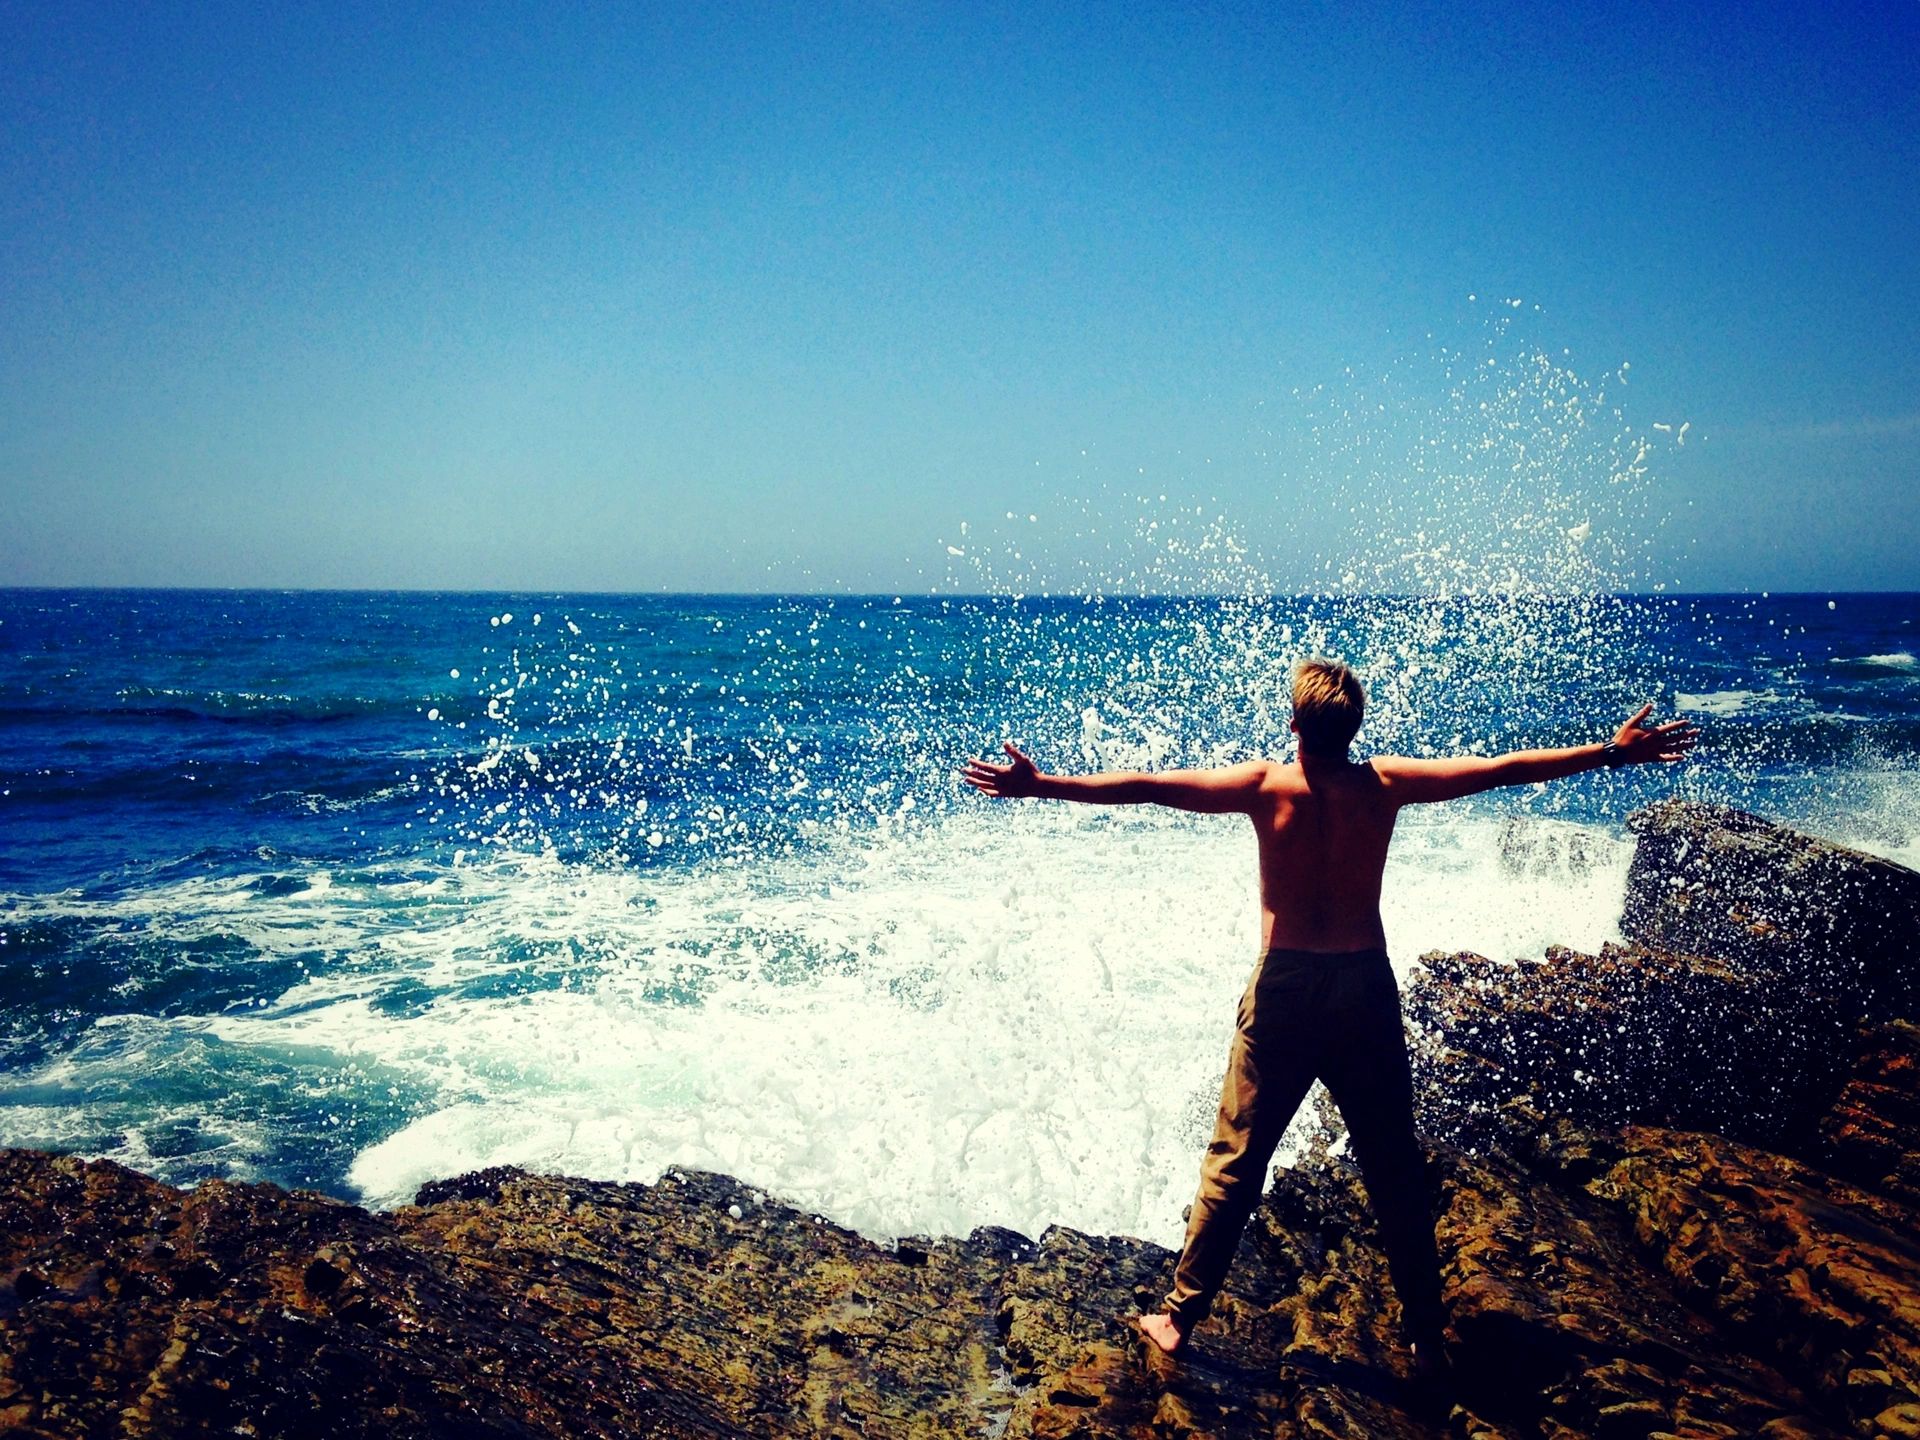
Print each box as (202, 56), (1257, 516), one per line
(3, 801), (1918, 1439)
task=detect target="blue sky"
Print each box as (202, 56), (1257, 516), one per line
(2, 1), (1915, 592)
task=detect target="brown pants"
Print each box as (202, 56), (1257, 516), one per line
(1164, 946), (1444, 1342)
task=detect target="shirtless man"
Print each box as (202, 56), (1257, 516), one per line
(962, 658), (1697, 1370)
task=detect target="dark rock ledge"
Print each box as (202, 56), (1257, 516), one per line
(3, 801), (1919, 1439)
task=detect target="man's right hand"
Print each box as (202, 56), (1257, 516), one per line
(1611, 704), (1699, 765)
(962, 742), (1041, 798)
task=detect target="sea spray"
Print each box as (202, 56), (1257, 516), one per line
(349, 313), (1698, 1241)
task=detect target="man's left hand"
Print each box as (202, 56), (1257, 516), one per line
(962, 742), (1041, 798)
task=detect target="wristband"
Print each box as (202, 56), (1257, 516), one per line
(1599, 741), (1627, 768)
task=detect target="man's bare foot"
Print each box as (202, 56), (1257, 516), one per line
(1136, 1312), (1188, 1355)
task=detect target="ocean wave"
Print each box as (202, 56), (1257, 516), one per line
(115, 686), (390, 723)
(1838, 651), (1918, 672)
(337, 808), (1630, 1239)
(0, 685), (458, 729)
(0, 758), (419, 815)
(5, 587), (1918, 1242)
(257, 783), (415, 816)
(0, 804), (1635, 1241)
(1674, 688), (1787, 717)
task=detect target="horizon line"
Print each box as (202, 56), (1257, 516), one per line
(0, 584), (1912, 601)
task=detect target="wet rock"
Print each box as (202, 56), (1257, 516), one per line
(0, 1151), (654, 1439)
(397, 1165), (1016, 1437)
(1405, 940), (1849, 1149)
(1815, 1019), (1920, 1207)
(1433, 1145), (1828, 1438)
(1409, 805), (1920, 1158)
(1536, 1123), (1920, 1436)
(1623, 800), (1920, 1017)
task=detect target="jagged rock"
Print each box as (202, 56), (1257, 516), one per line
(2, 804), (1917, 1438)
(1190, 1163), (1431, 1439)
(399, 1165), (1015, 1436)
(1432, 1145), (1827, 1437)
(1534, 1122), (1920, 1436)
(1815, 1019), (1920, 1208)
(1408, 803), (1920, 1158)
(0, 1152), (739, 1439)
(1623, 800), (1920, 1017)
(1405, 940), (1850, 1149)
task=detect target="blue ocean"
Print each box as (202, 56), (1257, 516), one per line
(2, 581), (1915, 1246)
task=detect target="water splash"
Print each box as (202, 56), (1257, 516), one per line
(928, 306), (1688, 777)
(348, 308), (1702, 1240)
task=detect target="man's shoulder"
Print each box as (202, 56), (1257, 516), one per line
(1365, 754), (1432, 780)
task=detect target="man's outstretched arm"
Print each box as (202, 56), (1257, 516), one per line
(1376, 704), (1699, 806)
(962, 743), (1269, 815)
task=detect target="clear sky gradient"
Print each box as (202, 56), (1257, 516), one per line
(3, 1), (1915, 592)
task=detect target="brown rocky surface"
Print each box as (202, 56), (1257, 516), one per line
(1, 801), (1916, 1438)
(1816, 1021), (1920, 1208)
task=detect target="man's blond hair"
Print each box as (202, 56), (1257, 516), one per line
(1291, 657), (1365, 756)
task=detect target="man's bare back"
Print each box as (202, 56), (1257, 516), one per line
(1248, 755), (1396, 952)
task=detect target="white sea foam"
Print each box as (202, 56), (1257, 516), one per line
(1, 799), (1631, 1245)
(1852, 652), (1917, 671)
(336, 820), (1625, 1244)
(0, 1015), (277, 1181)
(21, 808), (1611, 1249)
(1675, 689), (1786, 717)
